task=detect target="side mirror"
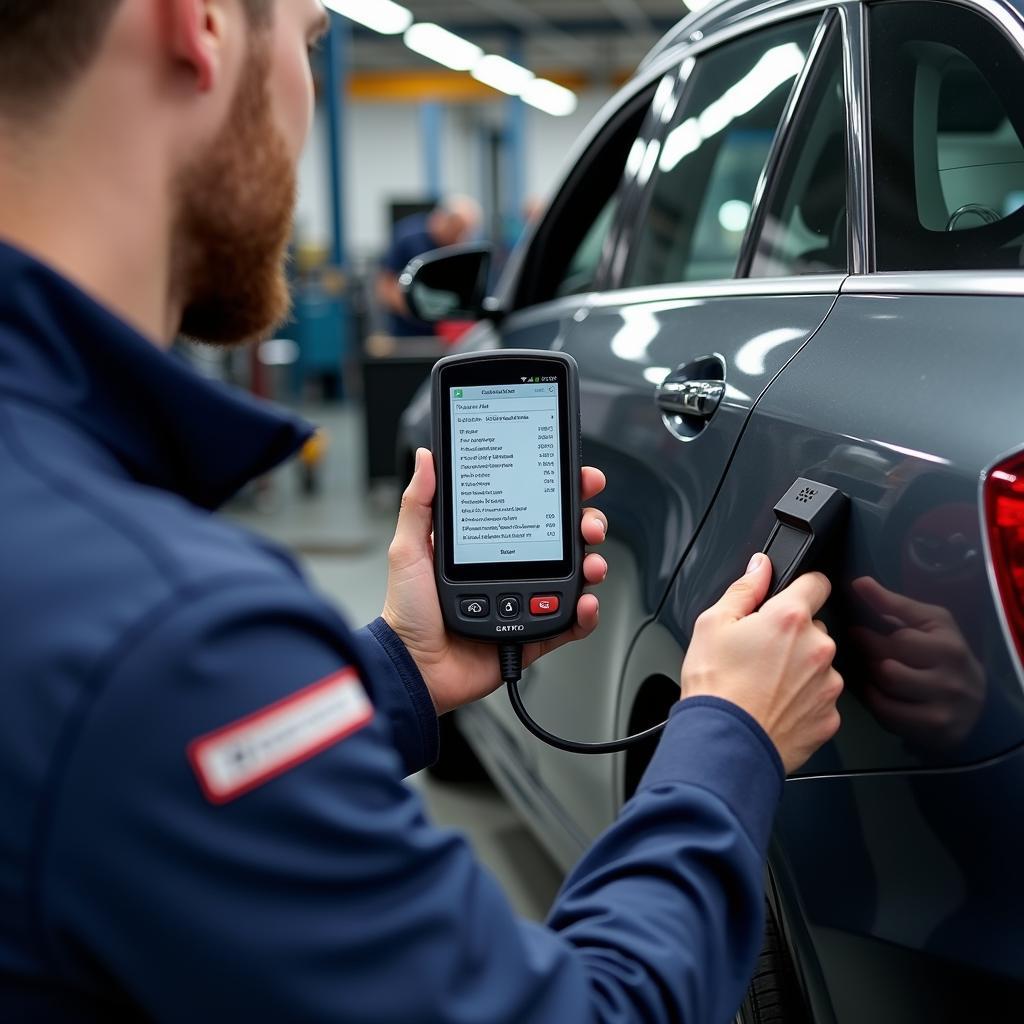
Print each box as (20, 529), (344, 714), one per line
(400, 243), (494, 323)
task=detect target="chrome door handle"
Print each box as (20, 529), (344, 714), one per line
(656, 378), (726, 418)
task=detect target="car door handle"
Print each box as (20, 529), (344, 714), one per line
(655, 378), (726, 418)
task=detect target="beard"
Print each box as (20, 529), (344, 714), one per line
(173, 39), (296, 346)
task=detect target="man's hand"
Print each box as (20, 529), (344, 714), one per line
(376, 270), (410, 318)
(681, 554), (843, 774)
(382, 449), (609, 716)
(851, 577), (985, 753)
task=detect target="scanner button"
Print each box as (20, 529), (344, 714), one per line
(530, 595), (560, 616)
(460, 597), (490, 619)
(498, 596), (521, 620)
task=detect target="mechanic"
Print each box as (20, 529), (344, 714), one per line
(0, 2), (843, 1021)
(376, 195), (483, 338)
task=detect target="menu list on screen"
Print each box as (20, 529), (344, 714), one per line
(451, 382), (563, 565)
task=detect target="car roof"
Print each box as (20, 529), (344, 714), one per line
(641, 0), (812, 70)
(641, 0), (1024, 71)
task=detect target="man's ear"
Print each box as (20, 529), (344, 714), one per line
(165, 0), (230, 93)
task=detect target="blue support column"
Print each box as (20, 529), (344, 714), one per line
(295, 12), (348, 402)
(324, 13), (349, 269)
(503, 33), (527, 249)
(421, 102), (444, 202)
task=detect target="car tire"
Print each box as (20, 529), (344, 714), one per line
(426, 712), (491, 783)
(735, 901), (809, 1024)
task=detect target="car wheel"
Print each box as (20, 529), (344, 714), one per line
(426, 712), (491, 783)
(735, 901), (809, 1024)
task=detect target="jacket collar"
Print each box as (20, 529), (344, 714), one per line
(0, 240), (313, 510)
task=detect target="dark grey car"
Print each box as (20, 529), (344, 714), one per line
(397, 0), (1024, 1018)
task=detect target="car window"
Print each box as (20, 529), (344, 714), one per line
(555, 195), (618, 300)
(514, 87), (654, 309)
(870, 2), (1024, 271)
(625, 17), (820, 288)
(749, 23), (847, 277)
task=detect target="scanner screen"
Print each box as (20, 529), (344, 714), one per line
(450, 382), (564, 565)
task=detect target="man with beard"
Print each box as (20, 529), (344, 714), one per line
(0, 2), (843, 1022)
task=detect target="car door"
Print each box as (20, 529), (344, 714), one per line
(517, 11), (852, 845)
(631, 2), (1024, 1017)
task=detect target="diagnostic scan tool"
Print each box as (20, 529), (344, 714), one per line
(430, 350), (584, 645)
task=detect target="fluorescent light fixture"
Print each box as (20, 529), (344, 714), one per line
(521, 78), (578, 116)
(322, 0), (412, 35)
(404, 23), (483, 71)
(471, 54), (535, 96)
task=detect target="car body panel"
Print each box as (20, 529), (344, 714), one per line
(655, 292), (1024, 775)
(772, 744), (1024, 1022)
(561, 284), (841, 614)
(395, 0), (1024, 1014)
(518, 287), (840, 826)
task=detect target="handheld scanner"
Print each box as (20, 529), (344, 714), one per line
(431, 350), (584, 643)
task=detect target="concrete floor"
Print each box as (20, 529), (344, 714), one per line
(227, 402), (566, 922)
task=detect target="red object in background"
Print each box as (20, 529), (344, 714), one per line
(530, 596), (560, 616)
(436, 321), (476, 346)
(985, 450), (1024, 668)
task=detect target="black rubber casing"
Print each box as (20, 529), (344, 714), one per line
(763, 477), (849, 596)
(431, 350), (584, 643)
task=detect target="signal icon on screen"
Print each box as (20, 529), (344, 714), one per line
(521, 377), (529, 382)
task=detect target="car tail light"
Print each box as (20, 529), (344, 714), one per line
(985, 451), (1024, 668)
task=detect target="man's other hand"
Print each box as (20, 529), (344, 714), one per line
(681, 555), (843, 774)
(382, 449), (609, 716)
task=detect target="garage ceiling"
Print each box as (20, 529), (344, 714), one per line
(350, 0), (689, 77)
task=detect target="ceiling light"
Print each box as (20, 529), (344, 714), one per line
(404, 23), (483, 71)
(471, 54), (535, 96)
(322, 0), (412, 35)
(521, 78), (578, 116)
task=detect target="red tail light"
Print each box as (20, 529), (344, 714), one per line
(985, 451), (1024, 669)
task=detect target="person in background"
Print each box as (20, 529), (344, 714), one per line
(377, 196), (483, 338)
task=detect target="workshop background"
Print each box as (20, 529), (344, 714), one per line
(198, 0), (701, 921)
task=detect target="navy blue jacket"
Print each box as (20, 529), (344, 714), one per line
(382, 213), (441, 337)
(0, 241), (785, 1022)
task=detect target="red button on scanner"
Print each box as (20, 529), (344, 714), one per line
(530, 595), (560, 616)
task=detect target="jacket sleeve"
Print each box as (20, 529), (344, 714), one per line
(38, 575), (783, 1024)
(354, 616), (440, 775)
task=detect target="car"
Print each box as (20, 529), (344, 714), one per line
(396, 0), (1024, 1018)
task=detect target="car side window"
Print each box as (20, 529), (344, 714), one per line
(555, 196), (618, 300)
(870, 2), (1024, 271)
(514, 87), (654, 309)
(749, 23), (847, 276)
(624, 17), (820, 287)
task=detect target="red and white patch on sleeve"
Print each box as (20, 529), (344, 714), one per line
(187, 668), (374, 804)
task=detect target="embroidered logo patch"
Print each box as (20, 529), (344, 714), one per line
(188, 668), (373, 804)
